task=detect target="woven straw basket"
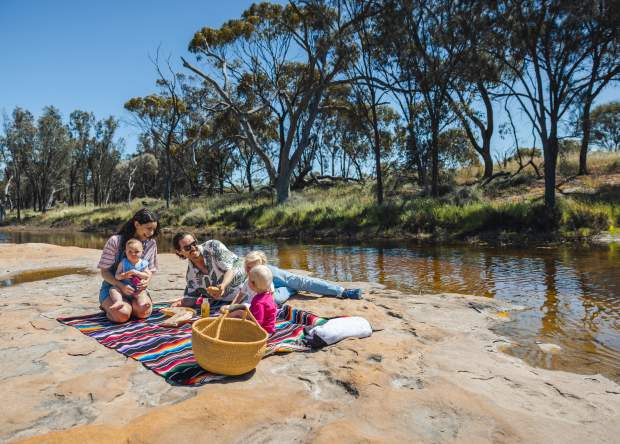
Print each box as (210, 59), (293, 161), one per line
(192, 306), (269, 376)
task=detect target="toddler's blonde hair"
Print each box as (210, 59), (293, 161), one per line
(245, 250), (268, 266)
(125, 238), (143, 251)
(249, 265), (272, 293)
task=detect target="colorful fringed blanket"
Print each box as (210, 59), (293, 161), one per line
(58, 302), (327, 386)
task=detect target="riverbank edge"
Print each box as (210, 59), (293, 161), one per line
(2, 223), (618, 247)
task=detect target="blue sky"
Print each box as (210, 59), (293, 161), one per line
(0, 0), (264, 152)
(1, 1), (619, 157)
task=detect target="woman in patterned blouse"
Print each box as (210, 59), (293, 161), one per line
(171, 232), (246, 308)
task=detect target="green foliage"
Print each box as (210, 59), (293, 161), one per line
(439, 128), (480, 170)
(591, 101), (620, 151)
(124, 95), (187, 117)
(560, 200), (611, 233)
(9, 181), (615, 242)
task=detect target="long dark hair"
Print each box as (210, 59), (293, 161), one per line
(117, 208), (160, 246)
(172, 231), (195, 259)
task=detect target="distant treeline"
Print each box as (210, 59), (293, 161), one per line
(1, 0), (619, 221)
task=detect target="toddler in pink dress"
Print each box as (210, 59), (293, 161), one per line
(230, 264), (276, 334)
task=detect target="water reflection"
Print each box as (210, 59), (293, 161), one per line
(1, 230), (619, 380)
(0, 267), (95, 287)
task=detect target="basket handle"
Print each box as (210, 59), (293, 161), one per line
(215, 305), (263, 339)
(220, 303), (248, 314)
(241, 306), (263, 329)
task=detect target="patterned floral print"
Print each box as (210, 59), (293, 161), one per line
(183, 240), (246, 302)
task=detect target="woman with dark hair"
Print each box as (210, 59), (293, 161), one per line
(97, 208), (160, 323)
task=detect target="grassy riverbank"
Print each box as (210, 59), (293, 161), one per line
(4, 152), (620, 243)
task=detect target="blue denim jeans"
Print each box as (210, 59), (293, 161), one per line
(268, 265), (344, 304)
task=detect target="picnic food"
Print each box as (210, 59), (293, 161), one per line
(160, 306), (195, 327)
(207, 286), (221, 295)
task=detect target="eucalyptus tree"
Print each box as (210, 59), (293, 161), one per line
(125, 59), (187, 208)
(575, 3), (620, 174)
(113, 152), (159, 203)
(438, 128), (481, 171)
(591, 102), (620, 151)
(344, 0), (391, 203)
(87, 117), (122, 206)
(493, 0), (607, 209)
(182, 1), (369, 203)
(113, 159), (138, 203)
(317, 94), (369, 180)
(169, 82), (212, 196)
(374, 40), (427, 187)
(0, 107), (35, 220)
(129, 142), (160, 198)
(68, 110), (95, 205)
(27, 106), (70, 212)
(173, 79), (249, 196)
(444, 0), (504, 181)
(380, 0), (468, 196)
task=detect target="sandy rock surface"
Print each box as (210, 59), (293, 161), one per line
(1, 243), (619, 443)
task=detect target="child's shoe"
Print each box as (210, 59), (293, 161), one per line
(340, 288), (363, 300)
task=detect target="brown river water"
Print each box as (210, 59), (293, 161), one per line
(1, 230), (618, 382)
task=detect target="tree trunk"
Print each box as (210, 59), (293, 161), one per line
(275, 174), (290, 204)
(543, 138), (558, 209)
(16, 178), (21, 222)
(165, 151), (172, 209)
(245, 156), (253, 192)
(371, 106), (383, 205)
(46, 186), (60, 210)
(578, 100), (592, 176)
(69, 174), (75, 206)
(482, 147), (494, 180)
(431, 123), (439, 197)
(480, 83), (494, 180)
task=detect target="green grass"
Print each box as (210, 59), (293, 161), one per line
(5, 149), (619, 242)
(5, 180), (617, 243)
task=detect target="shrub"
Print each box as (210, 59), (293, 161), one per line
(561, 201), (611, 232)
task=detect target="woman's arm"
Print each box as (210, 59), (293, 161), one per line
(114, 261), (128, 281)
(101, 269), (134, 296)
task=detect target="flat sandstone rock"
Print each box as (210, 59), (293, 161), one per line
(0, 243), (619, 444)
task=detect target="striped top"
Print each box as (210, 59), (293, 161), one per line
(97, 234), (159, 272)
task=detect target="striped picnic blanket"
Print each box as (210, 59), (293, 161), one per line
(58, 302), (327, 386)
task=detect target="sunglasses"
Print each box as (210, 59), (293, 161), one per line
(180, 240), (197, 252)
